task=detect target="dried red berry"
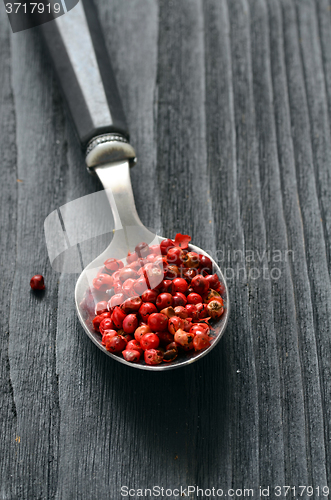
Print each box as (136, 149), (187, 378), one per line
(185, 304), (199, 321)
(209, 295), (224, 307)
(160, 279), (175, 294)
(183, 318), (193, 332)
(174, 233), (191, 249)
(106, 335), (127, 353)
(122, 278), (137, 297)
(113, 280), (123, 294)
(199, 254), (213, 270)
(156, 292), (173, 310)
(144, 349), (163, 365)
(166, 342), (177, 351)
(112, 270), (121, 280)
(160, 239), (175, 255)
(182, 268), (198, 281)
(127, 339), (143, 354)
(122, 349), (141, 362)
(92, 274), (114, 291)
(145, 266), (164, 290)
(129, 260), (142, 271)
(205, 273), (220, 290)
(172, 292), (187, 308)
(119, 267), (138, 282)
(95, 301), (108, 315)
(111, 307), (127, 329)
(30, 274), (45, 291)
(153, 256), (168, 268)
(126, 252), (138, 264)
(133, 276), (148, 295)
(104, 258), (122, 273)
(141, 289), (158, 304)
(149, 244), (161, 255)
(172, 278), (188, 294)
(92, 312), (111, 332)
(102, 330), (118, 347)
(164, 265), (180, 279)
(163, 349), (178, 362)
(167, 247), (185, 266)
(121, 333), (133, 343)
(168, 316), (184, 335)
(190, 323), (210, 335)
(109, 293), (126, 309)
(196, 303), (209, 319)
(139, 302), (158, 323)
(138, 258), (148, 268)
(159, 306), (176, 318)
(174, 306), (189, 319)
(141, 333), (160, 350)
(157, 331), (174, 346)
(207, 300), (224, 319)
(183, 252), (199, 268)
(187, 293), (202, 305)
(193, 331), (210, 351)
(135, 242), (150, 258)
(191, 275), (209, 295)
(174, 329), (194, 350)
(122, 314), (138, 334)
(99, 317), (116, 335)
(204, 289), (221, 303)
(134, 325), (152, 342)
(148, 313), (168, 332)
(121, 296), (142, 314)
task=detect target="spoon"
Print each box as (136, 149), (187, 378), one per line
(75, 157), (230, 370)
(41, 0), (229, 369)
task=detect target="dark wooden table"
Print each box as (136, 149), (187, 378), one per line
(1, 0), (331, 498)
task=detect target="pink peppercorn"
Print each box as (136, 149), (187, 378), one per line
(30, 274), (45, 291)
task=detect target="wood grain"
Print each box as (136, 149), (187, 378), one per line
(1, 0), (331, 498)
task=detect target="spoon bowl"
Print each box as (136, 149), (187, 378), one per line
(75, 243), (229, 371)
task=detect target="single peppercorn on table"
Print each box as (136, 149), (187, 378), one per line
(1, 0), (331, 498)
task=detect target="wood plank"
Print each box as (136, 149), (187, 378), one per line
(268, 0), (328, 487)
(8, 25), (66, 499)
(250, 0), (309, 486)
(203, 0), (259, 490)
(0, 4), (19, 499)
(281, 0), (331, 483)
(227, 0), (285, 487)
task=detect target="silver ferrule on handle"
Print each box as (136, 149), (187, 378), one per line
(85, 133), (136, 171)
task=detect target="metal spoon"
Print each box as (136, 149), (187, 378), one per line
(75, 157), (229, 370)
(41, 0), (229, 369)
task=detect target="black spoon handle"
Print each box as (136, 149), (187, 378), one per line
(40, 0), (129, 148)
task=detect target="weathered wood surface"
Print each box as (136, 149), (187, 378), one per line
(1, 0), (331, 498)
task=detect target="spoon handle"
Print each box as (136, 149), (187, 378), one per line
(40, 0), (128, 148)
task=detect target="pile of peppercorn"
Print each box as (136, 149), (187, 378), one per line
(80, 234), (225, 365)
